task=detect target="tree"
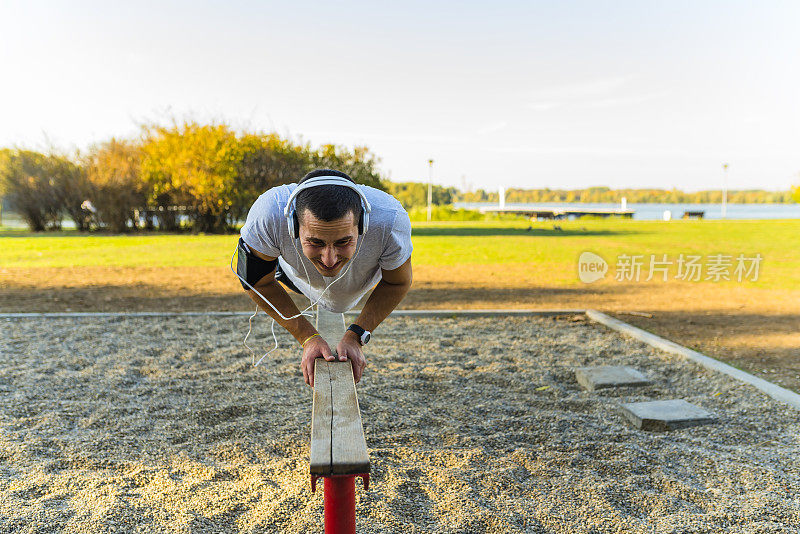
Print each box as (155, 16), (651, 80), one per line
(84, 139), (146, 232)
(50, 154), (93, 231)
(233, 133), (309, 226)
(310, 144), (385, 190)
(384, 182), (427, 209)
(140, 121), (245, 233)
(383, 181), (456, 209)
(0, 149), (66, 231)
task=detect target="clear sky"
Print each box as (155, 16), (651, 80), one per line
(1, 0), (798, 192)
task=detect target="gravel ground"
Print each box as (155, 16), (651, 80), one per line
(1, 314), (799, 533)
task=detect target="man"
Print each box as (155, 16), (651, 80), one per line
(238, 169), (413, 387)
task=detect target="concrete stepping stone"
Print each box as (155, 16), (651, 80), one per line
(575, 366), (651, 392)
(620, 399), (717, 431)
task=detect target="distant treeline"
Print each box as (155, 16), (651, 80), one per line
(384, 183), (799, 211)
(460, 186), (796, 204)
(2, 121), (799, 233)
(0, 121), (383, 232)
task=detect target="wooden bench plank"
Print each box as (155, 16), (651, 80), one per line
(310, 360), (333, 475)
(330, 360), (370, 475)
(310, 308), (370, 477)
(315, 307), (345, 355)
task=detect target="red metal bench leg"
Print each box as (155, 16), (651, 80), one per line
(325, 476), (355, 533)
(311, 473), (369, 533)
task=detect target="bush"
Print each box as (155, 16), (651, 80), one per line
(407, 205), (531, 222)
(84, 139), (146, 232)
(310, 144), (385, 191)
(407, 205), (486, 222)
(0, 149), (72, 231)
(138, 123), (390, 233)
(2, 120), (395, 233)
(233, 133), (310, 227)
(140, 122), (244, 233)
(49, 154), (93, 231)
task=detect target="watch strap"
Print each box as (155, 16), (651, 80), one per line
(348, 323), (365, 337)
(347, 324), (369, 345)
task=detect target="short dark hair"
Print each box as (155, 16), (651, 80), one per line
(295, 169), (362, 226)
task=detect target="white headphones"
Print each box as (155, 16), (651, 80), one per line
(283, 176), (372, 239)
(232, 174), (372, 367)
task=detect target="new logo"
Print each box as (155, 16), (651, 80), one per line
(578, 252), (608, 283)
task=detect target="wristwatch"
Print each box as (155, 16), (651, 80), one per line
(347, 324), (371, 346)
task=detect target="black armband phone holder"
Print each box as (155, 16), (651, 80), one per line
(237, 237), (279, 290)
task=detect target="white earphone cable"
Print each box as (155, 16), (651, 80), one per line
(229, 232), (364, 366)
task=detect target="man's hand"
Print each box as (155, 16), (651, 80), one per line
(301, 335), (336, 387)
(337, 330), (366, 384)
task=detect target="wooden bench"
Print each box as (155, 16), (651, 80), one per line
(310, 359), (370, 477)
(682, 210), (705, 219)
(309, 307), (370, 491)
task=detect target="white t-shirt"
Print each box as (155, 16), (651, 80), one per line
(240, 183), (412, 313)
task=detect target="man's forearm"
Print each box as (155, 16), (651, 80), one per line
(352, 279), (411, 333)
(246, 281), (317, 344)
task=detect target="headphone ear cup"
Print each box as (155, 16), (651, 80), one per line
(292, 210), (300, 239)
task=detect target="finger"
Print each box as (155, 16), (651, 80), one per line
(302, 360), (309, 386)
(321, 343), (335, 362)
(335, 342), (347, 361)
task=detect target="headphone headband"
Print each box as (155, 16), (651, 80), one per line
(284, 175), (371, 238)
(283, 176), (372, 218)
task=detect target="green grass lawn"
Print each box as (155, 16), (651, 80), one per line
(409, 219), (800, 289)
(1, 219), (798, 290)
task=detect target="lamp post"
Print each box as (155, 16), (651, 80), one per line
(427, 159), (434, 222)
(722, 163), (728, 219)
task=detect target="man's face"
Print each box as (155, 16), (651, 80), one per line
(298, 210), (359, 276)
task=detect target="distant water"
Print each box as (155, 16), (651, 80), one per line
(455, 202), (800, 220)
